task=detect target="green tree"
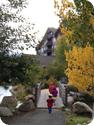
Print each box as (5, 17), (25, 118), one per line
(47, 62), (66, 80)
(49, 36), (69, 80)
(55, 36), (69, 63)
(25, 64), (41, 86)
(0, 53), (41, 86)
(0, 0), (36, 53)
(11, 54), (41, 86)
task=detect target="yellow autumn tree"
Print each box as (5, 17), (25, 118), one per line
(54, 0), (94, 47)
(65, 46), (94, 95)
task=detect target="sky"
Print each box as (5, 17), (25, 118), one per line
(22, 0), (59, 35)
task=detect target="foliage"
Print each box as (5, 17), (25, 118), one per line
(0, 0), (37, 53)
(47, 62), (66, 80)
(66, 112), (90, 125)
(38, 66), (49, 82)
(0, 53), (41, 86)
(54, 36), (70, 79)
(47, 76), (57, 85)
(13, 84), (27, 101)
(25, 59), (42, 86)
(54, 0), (94, 81)
(65, 46), (94, 95)
(55, 36), (69, 63)
(55, 0), (94, 47)
(67, 85), (78, 93)
(37, 57), (67, 82)
(37, 66), (59, 88)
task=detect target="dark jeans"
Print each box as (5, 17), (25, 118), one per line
(48, 107), (52, 113)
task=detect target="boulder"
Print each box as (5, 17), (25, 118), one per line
(0, 96), (17, 112)
(0, 117), (8, 125)
(25, 94), (35, 102)
(72, 101), (93, 114)
(77, 92), (94, 103)
(67, 95), (74, 106)
(18, 99), (35, 112)
(0, 107), (13, 117)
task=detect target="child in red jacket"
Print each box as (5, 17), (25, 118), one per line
(47, 95), (54, 113)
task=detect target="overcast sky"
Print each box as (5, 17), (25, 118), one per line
(21, 0), (59, 38)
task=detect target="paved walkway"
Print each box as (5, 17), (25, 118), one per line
(3, 109), (65, 125)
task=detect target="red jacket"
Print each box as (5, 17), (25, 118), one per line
(47, 98), (54, 107)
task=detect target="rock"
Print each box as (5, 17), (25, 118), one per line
(72, 101), (93, 114)
(0, 117), (8, 125)
(0, 96), (17, 112)
(25, 94), (35, 102)
(18, 99), (35, 112)
(67, 95), (74, 106)
(0, 107), (13, 117)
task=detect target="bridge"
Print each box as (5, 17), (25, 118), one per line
(37, 88), (63, 108)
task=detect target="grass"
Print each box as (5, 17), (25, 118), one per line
(65, 110), (91, 125)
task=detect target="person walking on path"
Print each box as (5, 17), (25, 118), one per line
(47, 94), (54, 114)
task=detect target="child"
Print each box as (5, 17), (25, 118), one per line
(47, 94), (54, 113)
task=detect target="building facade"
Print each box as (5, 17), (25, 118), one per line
(36, 27), (61, 56)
